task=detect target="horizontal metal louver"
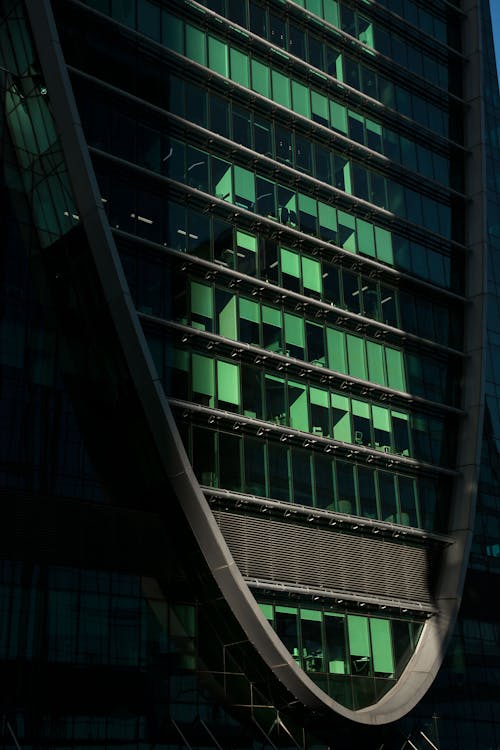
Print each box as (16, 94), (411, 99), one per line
(214, 510), (433, 605)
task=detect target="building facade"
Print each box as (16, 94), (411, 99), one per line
(0, 0), (500, 747)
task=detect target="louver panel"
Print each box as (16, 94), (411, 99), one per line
(214, 511), (433, 604)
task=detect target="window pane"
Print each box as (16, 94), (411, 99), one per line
(370, 619), (394, 676)
(366, 341), (385, 386)
(230, 47), (250, 87)
(208, 36), (229, 76)
(251, 59), (271, 97)
(217, 360), (240, 410)
(269, 442), (290, 500)
(185, 24), (206, 65)
(192, 353), (215, 406)
(347, 616), (371, 675)
(219, 432), (242, 491)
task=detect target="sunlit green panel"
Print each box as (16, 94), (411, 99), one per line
(213, 159), (233, 202)
(272, 70), (291, 109)
(305, 0), (323, 14)
(234, 165), (256, 206)
(331, 394), (351, 442)
(230, 47), (250, 87)
(285, 313), (305, 348)
(302, 257), (321, 293)
(262, 305), (281, 326)
(370, 619), (394, 675)
(310, 387), (328, 407)
(372, 404), (390, 432)
(259, 603), (274, 621)
(311, 91), (329, 124)
(327, 328), (347, 373)
(358, 17), (374, 48)
(366, 341), (385, 386)
(208, 35), (229, 77)
(346, 334), (367, 380)
(301, 608), (322, 621)
(236, 230), (257, 252)
(348, 615), (370, 656)
(375, 226), (393, 264)
(357, 218), (376, 257)
(318, 201), (337, 232)
(251, 59), (271, 97)
(280, 247), (300, 277)
(162, 12), (184, 54)
(386, 348), (406, 391)
(289, 381), (309, 431)
(330, 100), (347, 135)
(324, 0), (340, 26)
(240, 297), (260, 323)
(338, 211), (356, 251)
(352, 399), (370, 418)
(292, 81), (311, 118)
(192, 353), (215, 406)
(185, 24), (206, 65)
(219, 295), (237, 340)
(217, 360), (240, 407)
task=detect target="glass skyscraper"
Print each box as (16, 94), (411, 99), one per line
(0, 0), (500, 747)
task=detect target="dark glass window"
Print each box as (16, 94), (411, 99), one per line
(336, 461), (357, 515)
(289, 23), (306, 59)
(185, 82), (207, 128)
(232, 105), (252, 148)
(219, 432), (242, 491)
(254, 115), (273, 157)
(244, 436), (266, 495)
(292, 449), (313, 506)
(209, 93), (230, 139)
(268, 442), (290, 501)
(269, 13), (286, 48)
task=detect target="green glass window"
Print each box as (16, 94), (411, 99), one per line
(338, 211), (356, 251)
(208, 36), (229, 77)
(318, 202), (337, 243)
(370, 618), (394, 676)
(346, 334), (367, 380)
(185, 24), (206, 65)
(211, 157), (233, 202)
(230, 48), (250, 87)
(332, 394), (351, 443)
(289, 381), (309, 432)
(234, 165), (255, 210)
(236, 230), (257, 275)
(311, 91), (329, 126)
(239, 298), (260, 346)
(217, 360), (240, 409)
(217, 292), (237, 340)
(302, 256), (321, 295)
(327, 328), (347, 373)
(191, 281), (213, 331)
(357, 218), (376, 258)
(386, 348), (406, 391)
(298, 193), (317, 235)
(324, 0), (340, 26)
(272, 70), (291, 109)
(263, 305), (282, 353)
(310, 387), (330, 437)
(285, 313), (305, 358)
(366, 341), (385, 386)
(251, 59), (271, 97)
(375, 226), (393, 264)
(292, 81), (311, 118)
(192, 353), (215, 407)
(305, 0), (323, 14)
(347, 615), (371, 675)
(259, 603), (274, 622)
(280, 247), (300, 292)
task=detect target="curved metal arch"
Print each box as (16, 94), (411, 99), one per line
(23, 0), (486, 726)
